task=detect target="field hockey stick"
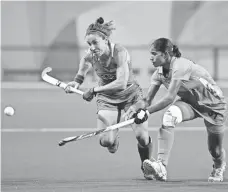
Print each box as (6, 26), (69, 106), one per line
(41, 67), (83, 95)
(58, 118), (135, 146)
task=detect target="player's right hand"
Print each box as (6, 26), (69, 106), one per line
(82, 88), (96, 102)
(64, 81), (79, 93)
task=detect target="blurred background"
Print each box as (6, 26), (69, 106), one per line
(1, 1), (228, 86)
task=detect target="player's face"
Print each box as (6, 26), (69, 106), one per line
(149, 47), (166, 67)
(85, 34), (108, 56)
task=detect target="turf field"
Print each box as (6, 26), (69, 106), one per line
(1, 85), (228, 192)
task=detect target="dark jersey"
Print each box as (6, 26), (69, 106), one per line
(84, 43), (141, 104)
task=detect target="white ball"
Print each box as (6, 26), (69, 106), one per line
(4, 106), (15, 116)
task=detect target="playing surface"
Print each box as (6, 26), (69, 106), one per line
(2, 86), (228, 192)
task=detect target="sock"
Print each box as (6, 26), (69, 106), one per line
(137, 136), (153, 168)
(213, 148), (226, 168)
(207, 130), (226, 168)
(157, 126), (174, 166)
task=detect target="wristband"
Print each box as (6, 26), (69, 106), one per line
(74, 74), (84, 84)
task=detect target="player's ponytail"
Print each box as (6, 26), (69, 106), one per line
(172, 45), (181, 58)
(96, 17), (104, 24)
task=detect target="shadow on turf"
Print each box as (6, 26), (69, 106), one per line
(132, 178), (228, 184)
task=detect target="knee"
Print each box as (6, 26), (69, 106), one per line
(162, 105), (183, 128)
(133, 121), (150, 147)
(136, 134), (150, 147)
(209, 146), (222, 158)
(99, 135), (114, 147)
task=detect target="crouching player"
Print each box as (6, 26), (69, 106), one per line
(64, 17), (154, 179)
(124, 38), (227, 182)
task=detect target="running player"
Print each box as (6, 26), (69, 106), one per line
(124, 38), (227, 182)
(64, 17), (154, 179)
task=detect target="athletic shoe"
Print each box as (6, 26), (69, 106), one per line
(143, 159), (167, 181)
(208, 162), (226, 182)
(141, 164), (155, 180)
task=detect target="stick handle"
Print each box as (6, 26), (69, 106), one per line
(42, 73), (84, 96)
(105, 118), (134, 131)
(58, 81), (84, 95)
(68, 86), (84, 95)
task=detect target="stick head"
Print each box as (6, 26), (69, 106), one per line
(58, 140), (66, 146)
(41, 67), (52, 79)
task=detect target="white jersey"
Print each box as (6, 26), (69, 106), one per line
(151, 57), (227, 125)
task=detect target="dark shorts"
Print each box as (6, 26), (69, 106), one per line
(173, 100), (227, 134)
(96, 87), (143, 113)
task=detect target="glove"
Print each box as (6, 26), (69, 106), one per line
(133, 108), (150, 124)
(64, 81), (79, 93)
(83, 88), (96, 102)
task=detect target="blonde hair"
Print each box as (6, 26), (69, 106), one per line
(85, 17), (116, 38)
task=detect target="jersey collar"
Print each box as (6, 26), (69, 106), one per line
(158, 57), (176, 75)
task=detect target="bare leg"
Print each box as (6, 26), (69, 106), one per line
(97, 110), (119, 153)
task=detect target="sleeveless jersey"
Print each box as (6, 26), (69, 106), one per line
(84, 43), (141, 104)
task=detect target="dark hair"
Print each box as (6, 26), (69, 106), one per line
(86, 17), (116, 38)
(150, 38), (181, 58)
(172, 45), (181, 58)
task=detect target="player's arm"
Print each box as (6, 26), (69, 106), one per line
(74, 57), (92, 88)
(94, 48), (129, 93)
(134, 84), (160, 110)
(123, 70), (161, 120)
(145, 84), (161, 106)
(137, 70), (162, 109)
(130, 80), (181, 124)
(65, 56), (91, 93)
(146, 79), (182, 114)
(146, 60), (192, 114)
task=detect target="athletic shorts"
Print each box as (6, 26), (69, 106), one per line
(173, 100), (227, 134)
(96, 86), (143, 113)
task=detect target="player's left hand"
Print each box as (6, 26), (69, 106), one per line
(133, 108), (150, 124)
(83, 88), (96, 102)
